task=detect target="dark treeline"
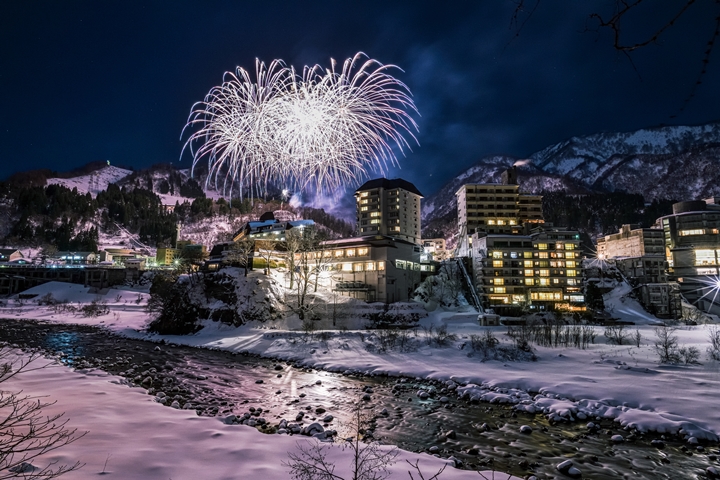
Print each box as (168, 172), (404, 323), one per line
(0, 178), (354, 251)
(298, 207), (354, 239)
(542, 191), (676, 235)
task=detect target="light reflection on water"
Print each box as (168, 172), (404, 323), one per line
(0, 318), (717, 479)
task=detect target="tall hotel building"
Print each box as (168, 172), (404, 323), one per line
(355, 178), (423, 245)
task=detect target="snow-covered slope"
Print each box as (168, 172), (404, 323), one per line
(46, 166), (133, 197)
(530, 123), (720, 199)
(422, 122), (720, 238)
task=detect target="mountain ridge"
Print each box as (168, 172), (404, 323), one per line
(421, 121), (720, 242)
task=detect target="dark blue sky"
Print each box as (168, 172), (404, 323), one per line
(1, 1), (718, 199)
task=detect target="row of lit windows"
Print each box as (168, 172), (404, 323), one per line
(491, 250), (577, 259)
(338, 261), (385, 272)
(680, 228), (720, 236)
(486, 219), (518, 226)
(396, 260), (421, 271)
(491, 277), (578, 288)
(535, 243), (575, 250)
(304, 248), (369, 260)
(695, 249), (720, 266)
(521, 269), (577, 277)
(492, 260), (577, 268)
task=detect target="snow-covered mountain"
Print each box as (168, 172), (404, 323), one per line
(47, 165), (133, 197)
(422, 122), (720, 237)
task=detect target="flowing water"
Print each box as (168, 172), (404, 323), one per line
(0, 318), (717, 479)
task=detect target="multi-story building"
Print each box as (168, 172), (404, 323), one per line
(596, 224), (665, 258)
(468, 225), (584, 313)
(355, 178), (422, 245)
(614, 257), (668, 285)
(456, 167), (543, 237)
(232, 212), (315, 242)
(421, 238), (449, 262)
(317, 235), (423, 303)
(156, 248), (179, 266)
(596, 224), (668, 285)
(658, 198), (720, 314)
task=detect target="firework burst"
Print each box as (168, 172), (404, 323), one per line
(181, 53), (418, 199)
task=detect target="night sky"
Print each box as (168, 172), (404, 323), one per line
(1, 1), (718, 201)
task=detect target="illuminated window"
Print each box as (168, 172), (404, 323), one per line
(341, 263), (352, 272)
(565, 243), (575, 250)
(378, 261), (385, 271)
(537, 243), (548, 250)
(553, 278), (560, 284)
(556, 243), (565, 250)
(494, 287), (506, 293)
(488, 220), (496, 225)
(538, 252), (548, 259)
(360, 192), (369, 197)
(396, 260), (406, 269)
(695, 249), (720, 266)
(680, 229), (705, 236)
(357, 248), (368, 256)
(524, 260), (533, 268)
(567, 278), (577, 285)
(524, 251), (533, 259)
(531, 291), (562, 301)
(539, 278), (549, 286)
(567, 269), (577, 276)
(393, 226), (401, 231)
(365, 262), (375, 271)
(493, 260), (503, 268)
(539, 269), (549, 277)
(565, 252), (575, 258)
(492, 251), (503, 259)
(370, 219), (380, 224)
(566, 261), (576, 268)
(370, 212), (381, 217)
(509, 220), (517, 225)
(494, 278), (504, 285)
(525, 278), (534, 285)
(360, 206), (368, 211)
(346, 249), (355, 257)
(524, 269), (534, 276)
(334, 250), (344, 257)
(361, 199), (368, 205)
(497, 220), (506, 225)
(354, 263), (364, 272)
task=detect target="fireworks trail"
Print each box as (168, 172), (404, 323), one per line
(181, 53), (419, 199)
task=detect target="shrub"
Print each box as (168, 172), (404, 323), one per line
(708, 326), (720, 361)
(678, 345), (701, 365)
(80, 299), (109, 317)
(604, 325), (629, 345)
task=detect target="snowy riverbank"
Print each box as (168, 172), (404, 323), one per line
(3, 279), (720, 478)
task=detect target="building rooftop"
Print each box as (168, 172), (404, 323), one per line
(322, 235), (417, 248)
(355, 178), (423, 197)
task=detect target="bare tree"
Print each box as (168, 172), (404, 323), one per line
(286, 406), (397, 480)
(0, 349), (85, 479)
(225, 239), (255, 276)
(255, 239), (279, 275)
(284, 230), (304, 290)
(653, 325), (680, 363)
(511, 0), (720, 114)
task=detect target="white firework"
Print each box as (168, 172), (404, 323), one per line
(181, 52), (418, 199)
